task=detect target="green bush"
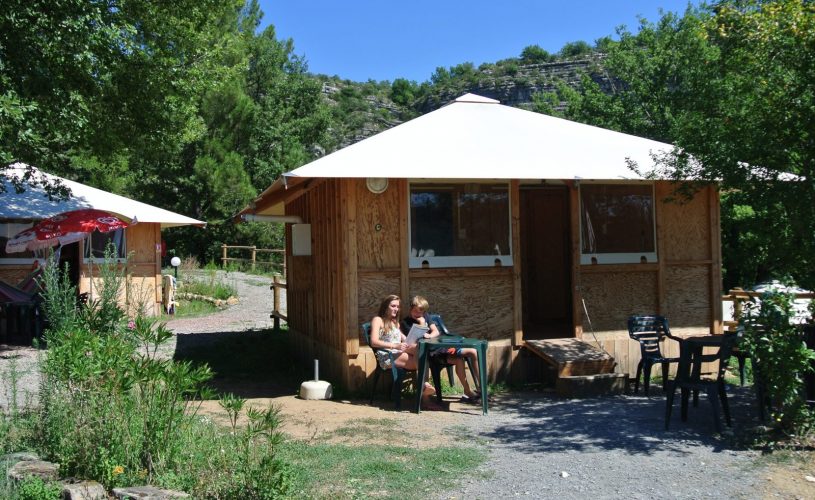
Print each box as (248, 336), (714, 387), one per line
(29, 254), (293, 497)
(15, 477), (61, 500)
(742, 290), (815, 435)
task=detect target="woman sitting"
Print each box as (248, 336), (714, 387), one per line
(370, 294), (439, 408)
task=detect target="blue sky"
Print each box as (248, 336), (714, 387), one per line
(257, 1), (699, 83)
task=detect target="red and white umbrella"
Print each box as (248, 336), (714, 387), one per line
(5, 209), (133, 254)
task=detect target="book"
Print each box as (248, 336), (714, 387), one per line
(405, 323), (429, 345)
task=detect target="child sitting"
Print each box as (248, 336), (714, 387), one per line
(400, 295), (481, 403)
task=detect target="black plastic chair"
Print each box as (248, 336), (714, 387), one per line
(428, 314), (479, 402)
(665, 328), (743, 433)
(627, 315), (680, 396)
(361, 321), (410, 410)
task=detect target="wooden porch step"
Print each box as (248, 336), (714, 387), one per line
(524, 338), (616, 377)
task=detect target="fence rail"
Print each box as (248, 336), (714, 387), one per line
(722, 287), (814, 329)
(221, 244), (285, 276)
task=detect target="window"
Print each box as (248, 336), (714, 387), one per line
(84, 229), (126, 261)
(409, 183), (511, 268)
(0, 222), (37, 263)
(580, 183), (656, 264)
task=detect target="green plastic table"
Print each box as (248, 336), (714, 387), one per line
(415, 335), (489, 415)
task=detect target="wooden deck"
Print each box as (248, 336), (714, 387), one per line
(524, 338), (617, 377)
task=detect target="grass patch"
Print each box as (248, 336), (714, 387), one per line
(280, 441), (486, 499)
(324, 418), (399, 439)
(177, 270), (237, 300)
(167, 299), (219, 318)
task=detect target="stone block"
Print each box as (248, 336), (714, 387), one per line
(62, 480), (108, 500)
(7, 459), (60, 482)
(113, 485), (190, 499)
(0, 452), (39, 465)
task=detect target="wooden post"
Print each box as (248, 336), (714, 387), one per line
(732, 288), (744, 323)
(710, 186), (724, 334)
(510, 180), (523, 348)
(272, 275), (281, 333)
(221, 244), (227, 268)
(251, 246), (257, 270)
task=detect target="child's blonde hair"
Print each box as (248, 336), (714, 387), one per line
(410, 295), (429, 312)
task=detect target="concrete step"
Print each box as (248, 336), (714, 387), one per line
(555, 372), (627, 398)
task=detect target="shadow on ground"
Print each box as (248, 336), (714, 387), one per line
(175, 330), (766, 455)
(173, 329), (310, 399)
(479, 385), (761, 456)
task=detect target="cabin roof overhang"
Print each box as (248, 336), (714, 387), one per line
(238, 93), (693, 219)
(2, 164), (206, 228)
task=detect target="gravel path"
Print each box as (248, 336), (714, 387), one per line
(164, 270), (279, 336)
(441, 390), (762, 499)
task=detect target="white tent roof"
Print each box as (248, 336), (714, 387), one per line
(242, 93), (681, 216)
(288, 93), (676, 181)
(1, 165), (206, 228)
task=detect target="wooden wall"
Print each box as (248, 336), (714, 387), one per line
(283, 178), (722, 389)
(410, 269), (514, 340)
(0, 265), (34, 285)
(578, 182), (722, 375)
(285, 179), (356, 386)
(78, 222), (162, 316)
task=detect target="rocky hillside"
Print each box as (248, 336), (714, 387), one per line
(414, 56), (613, 113)
(316, 55), (612, 151)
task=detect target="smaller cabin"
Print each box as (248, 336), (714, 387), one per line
(1, 165), (205, 316)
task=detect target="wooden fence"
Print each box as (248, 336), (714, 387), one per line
(221, 244), (285, 276)
(722, 287), (813, 329)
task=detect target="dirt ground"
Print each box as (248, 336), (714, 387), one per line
(196, 391), (482, 448)
(759, 451), (815, 499)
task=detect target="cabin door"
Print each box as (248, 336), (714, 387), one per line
(520, 186), (573, 339)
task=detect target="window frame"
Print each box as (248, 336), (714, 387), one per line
(578, 181), (658, 265)
(0, 221), (39, 265)
(82, 228), (127, 263)
(408, 180), (513, 269)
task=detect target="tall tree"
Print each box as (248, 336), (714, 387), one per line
(153, 5), (330, 263)
(540, 0), (815, 289)
(0, 0), (242, 192)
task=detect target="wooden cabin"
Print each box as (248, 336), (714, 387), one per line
(1, 165), (205, 317)
(240, 94), (722, 391)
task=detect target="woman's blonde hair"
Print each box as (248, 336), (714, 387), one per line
(377, 294), (401, 319)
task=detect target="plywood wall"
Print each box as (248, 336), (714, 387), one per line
(658, 183), (711, 262)
(411, 268), (514, 340)
(579, 269), (659, 333)
(357, 270), (401, 328)
(659, 182), (719, 336)
(575, 182), (721, 376)
(0, 265), (34, 284)
(77, 222), (162, 316)
(664, 264), (712, 333)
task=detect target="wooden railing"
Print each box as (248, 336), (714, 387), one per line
(722, 287), (814, 329)
(221, 244), (285, 276)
